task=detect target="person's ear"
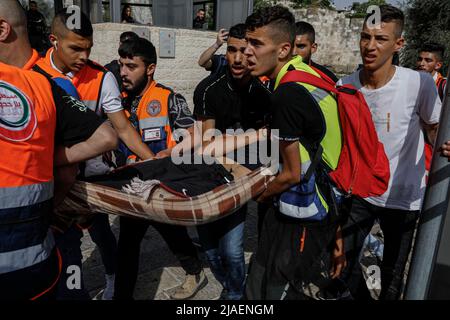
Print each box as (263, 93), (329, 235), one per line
(394, 36), (405, 53)
(147, 63), (156, 77)
(0, 19), (12, 42)
(278, 42), (292, 60)
(49, 34), (58, 50)
(311, 42), (318, 54)
(435, 61), (443, 72)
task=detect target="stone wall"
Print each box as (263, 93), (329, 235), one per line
(91, 23), (225, 108)
(292, 7), (363, 74)
(90, 8), (364, 109)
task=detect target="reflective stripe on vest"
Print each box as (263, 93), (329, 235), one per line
(279, 183), (329, 219)
(139, 116), (170, 129)
(0, 229), (55, 274)
(0, 62), (56, 274)
(0, 181), (54, 210)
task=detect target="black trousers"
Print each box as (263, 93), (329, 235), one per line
(114, 216), (202, 300)
(341, 197), (419, 300)
(88, 214), (117, 275)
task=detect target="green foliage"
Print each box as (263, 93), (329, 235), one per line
(253, 0), (333, 10)
(402, 0), (450, 75)
(289, 0), (333, 9)
(253, 0), (277, 10)
(348, 0), (387, 18)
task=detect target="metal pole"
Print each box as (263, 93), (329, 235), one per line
(405, 66), (450, 300)
(110, 0), (121, 23)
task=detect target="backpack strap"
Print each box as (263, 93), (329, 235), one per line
(309, 65), (336, 85)
(303, 143), (323, 182)
(437, 77), (447, 101)
(280, 70), (338, 94)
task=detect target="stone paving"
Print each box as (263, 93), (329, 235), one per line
(81, 201), (260, 300)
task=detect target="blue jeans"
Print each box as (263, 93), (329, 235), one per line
(197, 206), (246, 300)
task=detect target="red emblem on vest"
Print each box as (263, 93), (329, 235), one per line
(0, 81), (37, 142)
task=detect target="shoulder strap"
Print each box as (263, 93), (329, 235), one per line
(280, 70), (338, 94)
(309, 65), (336, 85)
(303, 143), (323, 182)
(437, 78), (447, 100)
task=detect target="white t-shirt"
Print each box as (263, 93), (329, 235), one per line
(338, 66), (442, 210)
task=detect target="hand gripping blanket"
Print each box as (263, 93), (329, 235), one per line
(56, 157), (275, 226)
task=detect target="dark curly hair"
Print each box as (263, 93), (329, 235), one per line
(119, 37), (157, 66)
(419, 43), (445, 62)
(245, 5), (295, 45)
(229, 23), (247, 40)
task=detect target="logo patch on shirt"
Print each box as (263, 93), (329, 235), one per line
(0, 81), (37, 141)
(147, 100), (161, 116)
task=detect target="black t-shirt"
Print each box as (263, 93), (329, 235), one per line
(311, 60), (339, 83)
(271, 82), (324, 148)
(105, 60), (121, 89)
(50, 79), (104, 147)
(193, 70), (272, 133)
(209, 54), (228, 76)
(193, 17), (206, 29)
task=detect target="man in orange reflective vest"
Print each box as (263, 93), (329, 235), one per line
(115, 37), (206, 300)
(0, 0), (118, 300)
(36, 8), (149, 300)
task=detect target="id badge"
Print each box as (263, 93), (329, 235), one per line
(143, 127), (163, 142)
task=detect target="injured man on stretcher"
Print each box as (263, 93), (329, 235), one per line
(55, 124), (275, 226)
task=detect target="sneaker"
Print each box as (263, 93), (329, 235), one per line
(169, 270), (208, 300)
(102, 274), (115, 300)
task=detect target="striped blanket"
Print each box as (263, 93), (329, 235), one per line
(56, 160), (275, 226)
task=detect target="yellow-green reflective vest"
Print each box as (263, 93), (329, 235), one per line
(275, 56), (342, 220)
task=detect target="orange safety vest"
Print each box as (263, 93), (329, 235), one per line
(0, 61), (56, 273)
(435, 72), (447, 102)
(127, 81), (177, 157)
(42, 48), (106, 115)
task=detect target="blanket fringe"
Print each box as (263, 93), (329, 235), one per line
(122, 178), (161, 201)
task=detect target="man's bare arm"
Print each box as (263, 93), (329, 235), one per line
(257, 140), (301, 202)
(107, 110), (155, 160)
(424, 122), (439, 146)
(198, 29), (228, 70)
(198, 119), (267, 157)
(54, 122), (118, 166)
